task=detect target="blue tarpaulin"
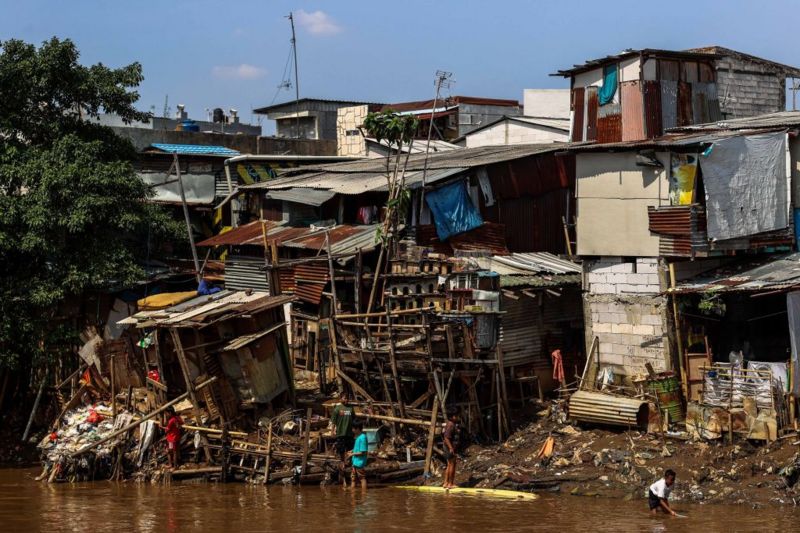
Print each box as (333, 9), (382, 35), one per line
(598, 64), (618, 106)
(425, 180), (483, 240)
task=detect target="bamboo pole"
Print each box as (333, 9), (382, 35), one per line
(355, 412), (432, 427)
(110, 354), (117, 422)
(169, 329), (212, 462)
(70, 377), (217, 457)
(22, 370), (48, 442)
(385, 308), (406, 419)
(300, 407), (312, 475)
(668, 263), (688, 399)
(423, 400), (440, 478)
(263, 423), (273, 485)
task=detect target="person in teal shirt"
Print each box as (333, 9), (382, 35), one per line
(348, 420), (369, 490)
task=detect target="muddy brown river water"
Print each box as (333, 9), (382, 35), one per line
(1, 468), (796, 532)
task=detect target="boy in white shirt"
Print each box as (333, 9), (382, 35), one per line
(648, 469), (677, 516)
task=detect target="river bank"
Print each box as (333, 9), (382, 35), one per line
(20, 390), (800, 509)
(452, 402), (800, 508)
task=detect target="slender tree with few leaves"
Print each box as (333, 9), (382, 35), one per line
(361, 110), (419, 314)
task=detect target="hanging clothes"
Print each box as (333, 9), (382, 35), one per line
(598, 64), (618, 106)
(551, 349), (565, 383)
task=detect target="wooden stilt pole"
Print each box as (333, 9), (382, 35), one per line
(301, 407), (312, 475)
(423, 400), (440, 479)
(169, 329), (212, 462)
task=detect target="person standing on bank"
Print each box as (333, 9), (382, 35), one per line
(331, 392), (355, 487)
(348, 420), (369, 491)
(442, 407), (460, 489)
(165, 406), (183, 470)
(649, 469), (677, 516)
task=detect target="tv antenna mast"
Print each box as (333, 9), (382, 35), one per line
(287, 13), (301, 138)
(419, 70), (454, 216)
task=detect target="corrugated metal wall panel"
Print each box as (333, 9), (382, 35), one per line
(499, 295), (543, 368)
(660, 81), (678, 130)
(214, 171), (231, 198)
(643, 81), (663, 138)
(677, 81), (693, 126)
(586, 87), (598, 141)
(692, 82), (721, 124)
(497, 189), (568, 254)
(572, 87), (585, 142)
(621, 81), (645, 141)
(659, 60), (680, 81)
(225, 255), (270, 292)
(596, 113), (621, 143)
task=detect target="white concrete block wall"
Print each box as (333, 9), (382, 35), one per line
(585, 295), (669, 376)
(582, 256), (670, 379)
(585, 257), (661, 295)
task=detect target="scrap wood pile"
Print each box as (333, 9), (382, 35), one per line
(243, 406), (432, 485)
(331, 247), (512, 444)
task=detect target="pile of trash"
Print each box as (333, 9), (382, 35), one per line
(37, 403), (140, 482)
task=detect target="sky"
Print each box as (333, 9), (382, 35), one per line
(1, 0), (798, 134)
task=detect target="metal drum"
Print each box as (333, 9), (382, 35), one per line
(649, 373), (685, 422)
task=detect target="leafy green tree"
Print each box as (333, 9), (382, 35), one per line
(0, 38), (178, 372)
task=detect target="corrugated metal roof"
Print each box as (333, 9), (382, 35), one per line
(668, 111), (800, 133)
(148, 143), (241, 156)
(552, 48), (719, 77)
(123, 291), (293, 327)
(266, 188), (336, 206)
(472, 252), (580, 275)
(239, 143), (577, 195)
(500, 273), (581, 288)
(366, 137), (462, 154)
(197, 220), (380, 255)
(241, 167), (467, 195)
(384, 96), (519, 112)
(673, 253), (800, 293)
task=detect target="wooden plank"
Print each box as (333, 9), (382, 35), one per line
(423, 401), (440, 477)
(385, 308), (407, 419)
(336, 368), (376, 403)
(300, 407), (312, 475)
(263, 423), (273, 485)
(170, 329), (212, 462)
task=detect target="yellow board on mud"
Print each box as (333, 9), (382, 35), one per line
(394, 485), (538, 500)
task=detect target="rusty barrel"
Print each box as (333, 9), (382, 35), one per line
(648, 373), (685, 422)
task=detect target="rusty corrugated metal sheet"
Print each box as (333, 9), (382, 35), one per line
(488, 152), (569, 201)
(596, 113), (621, 143)
(648, 205), (710, 257)
(293, 263), (329, 304)
(278, 266), (296, 294)
(643, 81), (663, 138)
(416, 222), (510, 255)
(497, 189), (568, 254)
(197, 220), (274, 247)
(621, 81), (645, 141)
(572, 87), (585, 142)
(660, 81), (678, 131)
(692, 82), (721, 124)
(586, 87), (598, 141)
(677, 82), (693, 126)
(658, 59), (680, 81)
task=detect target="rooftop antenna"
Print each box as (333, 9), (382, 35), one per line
(287, 12), (301, 138)
(419, 70), (454, 219)
(162, 94), (170, 119)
